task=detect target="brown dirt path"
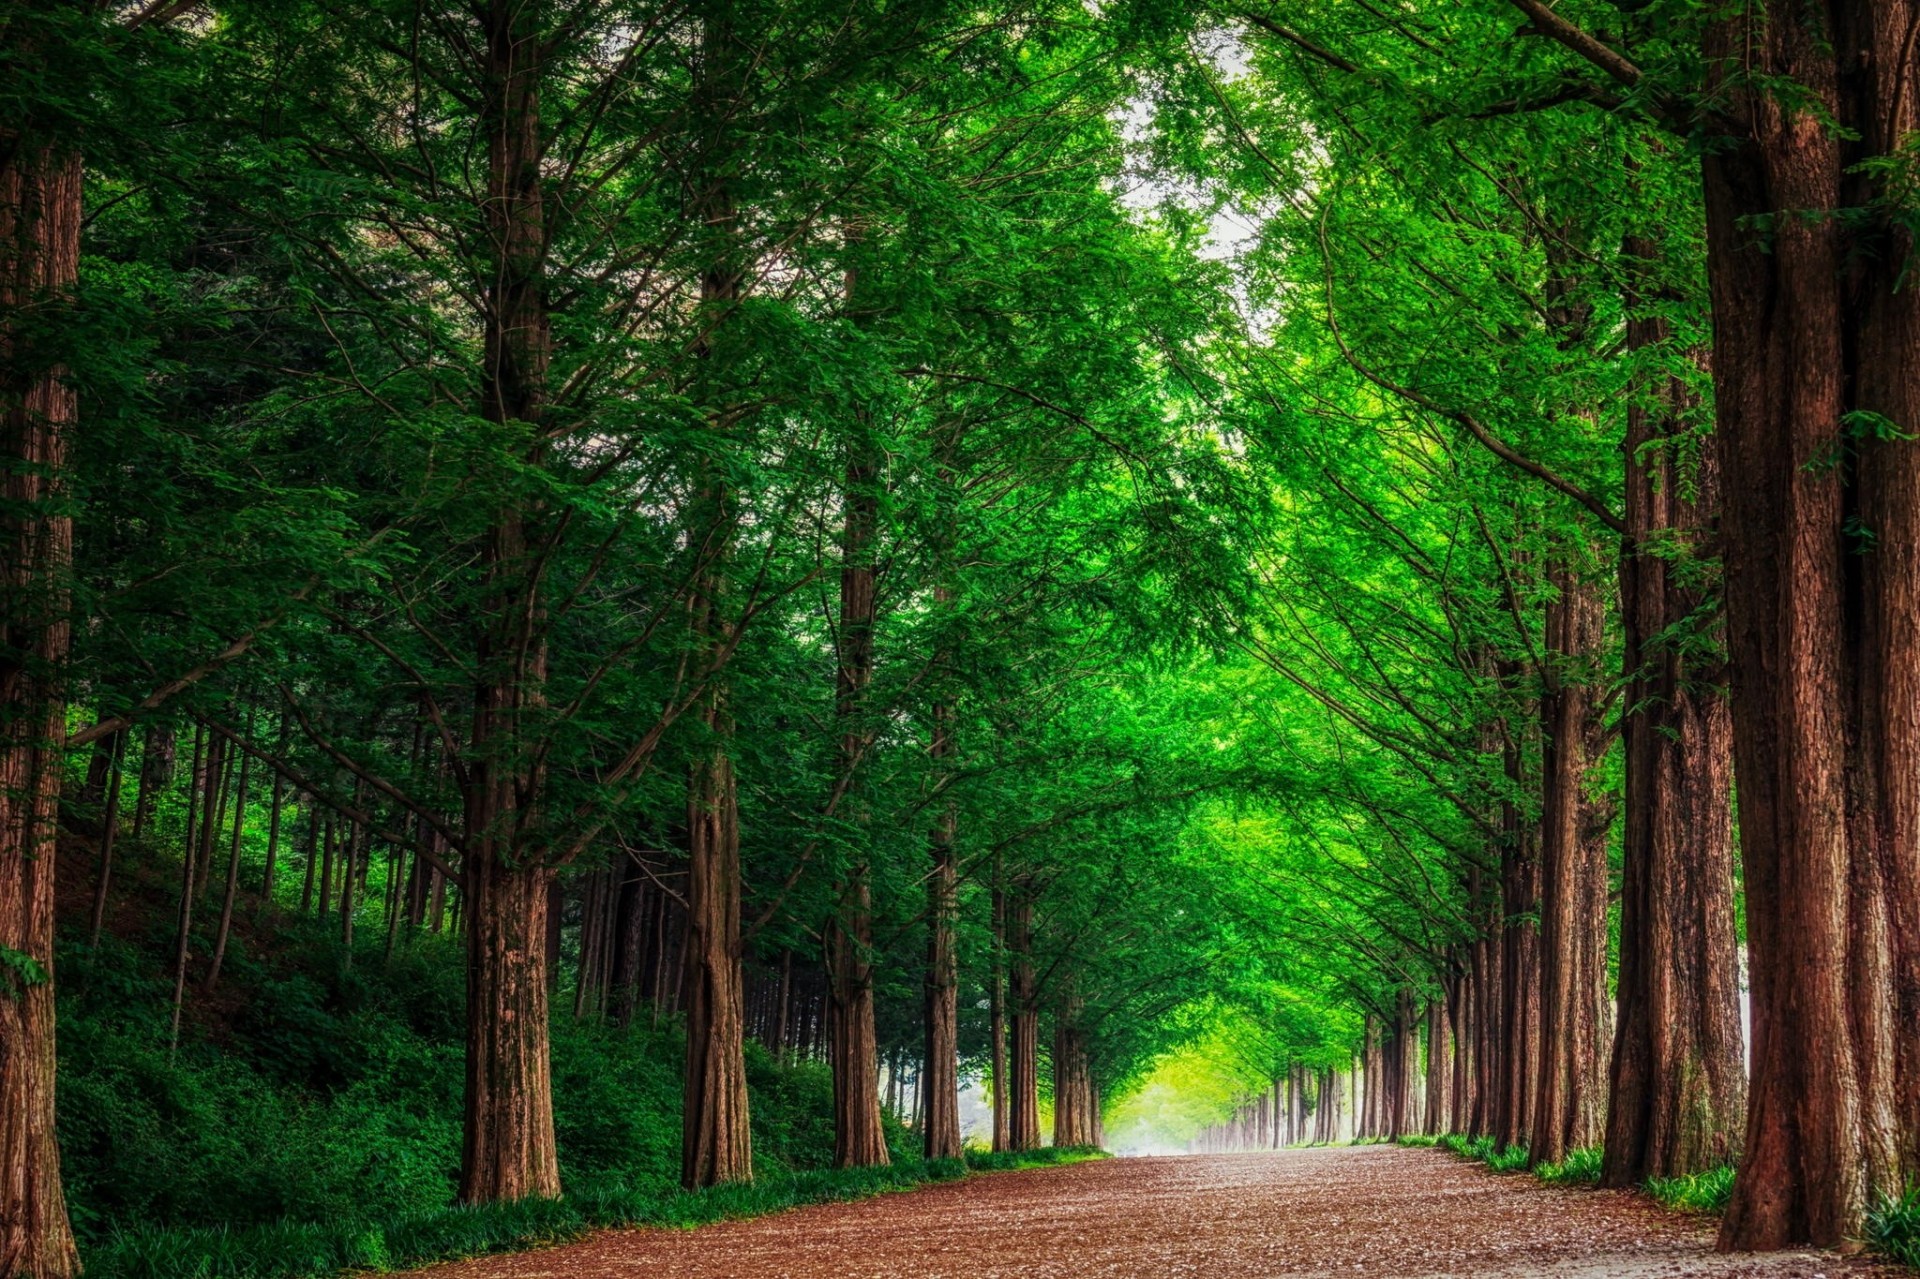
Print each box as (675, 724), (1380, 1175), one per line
(423, 1146), (1904, 1279)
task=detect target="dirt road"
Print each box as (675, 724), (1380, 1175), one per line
(425, 1146), (1901, 1278)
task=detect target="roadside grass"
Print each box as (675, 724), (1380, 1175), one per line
(1535, 1147), (1603, 1186)
(1867, 1189), (1920, 1270)
(85, 1147), (1104, 1279)
(1432, 1132), (1527, 1170)
(1644, 1165), (1735, 1215)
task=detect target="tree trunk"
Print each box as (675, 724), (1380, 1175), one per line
(1698, 0), (1920, 1246)
(1008, 886), (1042, 1151)
(1532, 564), (1610, 1166)
(1496, 714), (1541, 1154)
(990, 867), (1010, 1152)
(0, 100), (80, 1275)
(922, 698), (962, 1160)
(825, 326), (887, 1167)
(458, 0), (560, 1205)
(682, 712), (751, 1185)
(460, 852), (559, 1201)
(1052, 998), (1096, 1148)
(1603, 254), (1744, 1186)
(87, 731), (125, 947)
(206, 734), (251, 988)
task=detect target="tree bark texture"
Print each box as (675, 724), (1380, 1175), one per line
(1604, 264), (1745, 1186)
(922, 698), (962, 1160)
(1700, 0), (1920, 1247)
(1531, 564), (1611, 1166)
(459, 0), (560, 1204)
(0, 90), (81, 1279)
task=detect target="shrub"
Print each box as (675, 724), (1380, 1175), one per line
(1396, 1134), (1437, 1147)
(80, 1149), (1090, 1279)
(1867, 1187), (1920, 1270)
(1485, 1143), (1531, 1173)
(1646, 1165), (1735, 1214)
(1535, 1147), (1603, 1186)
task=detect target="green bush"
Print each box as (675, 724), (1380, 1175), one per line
(1535, 1147), (1603, 1186)
(1396, 1133), (1437, 1147)
(81, 1150), (1090, 1279)
(1485, 1143), (1531, 1173)
(57, 917), (954, 1262)
(1646, 1165), (1735, 1214)
(1428, 1132), (1527, 1173)
(1867, 1187), (1920, 1270)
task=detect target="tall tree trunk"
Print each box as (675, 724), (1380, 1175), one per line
(87, 731), (125, 947)
(1496, 713), (1541, 1154)
(459, 0), (560, 1205)
(1604, 259), (1744, 1186)
(1698, 0), (1920, 1246)
(922, 696), (962, 1159)
(1007, 885), (1042, 1151)
(1052, 997), (1096, 1148)
(0, 92), (79, 1273)
(206, 733), (251, 988)
(990, 864), (1010, 1152)
(678, 0), (753, 1186)
(1532, 564), (1610, 1166)
(682, 690), (751, 1185)
(826, 348), (888, 1167)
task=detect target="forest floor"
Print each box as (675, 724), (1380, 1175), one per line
(419, 1145), (1903, 1279)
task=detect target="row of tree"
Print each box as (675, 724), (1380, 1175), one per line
(3, 3), (1271, 1276)
(1151, 0), (1916, 1254)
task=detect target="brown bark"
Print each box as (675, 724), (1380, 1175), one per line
(458, 0), (560, 1204)
(1531, 565), (1611, 1166)
(0, 100), (80, 1275)
(826, 874), (888, 1167)
(460, 854), (559, 1201)
(682, 689), (751, 1185)
(87, 731), (125, 948)
(1496, 799), (1540, 1154)
(922, 698), (962, 1160)
(1603, 257), (1744, 1186)
(990, 868), (1010, 1152)
(1008, 887), (1042, 1151)
(1696, 0), (1920, 1246)
(1052, 999), (1098, 1148)
(825, 330), (887, 1166)
(206, 734), (251, 988)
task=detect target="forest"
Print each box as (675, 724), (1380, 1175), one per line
(2, 0), (1917, 1276)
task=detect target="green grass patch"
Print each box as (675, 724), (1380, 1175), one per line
(1645, 1165), (1735, 1214)
(1535, 1147), (1603, 1186)
(1429, 1133), (1527, 1173)
(83, 1148), (1092, 1279)
(1396, 1134), (1438, 1147)
(1867, 1188), (1920, 1270)
(1485, 1143), (1531, 1173)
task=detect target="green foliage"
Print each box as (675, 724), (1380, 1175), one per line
(1535, 1148), (1604, 1186)
(1867, 1188), (1920, 1270)
(56, 916), (835, 1252)
(1434, 1133), (1529, 1173)
(83, 1150), (1095, 1279)
(1645, 1166), (1736, 1215)
(1395, 1134), (1437, 1148)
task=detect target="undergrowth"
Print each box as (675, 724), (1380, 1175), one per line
(87, 1148), (1103, 1279)
(1645, 1165), (1735, 1215)
(1433, 1132), (1528, 1171)
(59, 889), (1108, 1279)
(1535, 1147), (1603, 1186)
(1395, 1133), (1437, 1147)
(1867, 1188), (1920, 1270)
